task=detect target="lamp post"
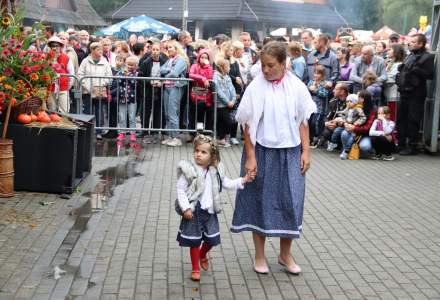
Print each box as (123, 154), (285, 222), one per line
(182, 0), (188, 31)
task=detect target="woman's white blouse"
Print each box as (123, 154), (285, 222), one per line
(236, 71), (316, 148)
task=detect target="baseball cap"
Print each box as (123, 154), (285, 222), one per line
(389, 33), (400, 41)
(347, 94), (359, 104)
(47, 36), (65, 46)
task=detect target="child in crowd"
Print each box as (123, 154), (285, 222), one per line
(328, 93), (366, 159)
(189, 49), (214, 135)
(369, 106), (396, 161)
(363, 71), (382, 107)
(116, 55), (139, 142)
(107, 55), (127, 138)
(175, 135), (253, 281)
(287, 41), (306, 81)
(213, 58), (237, 147)
(308, 65), (330, 147)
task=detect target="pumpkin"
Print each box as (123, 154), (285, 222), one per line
(30, 112), (37, 122)
(50, 113), (61, 122)
(17, 113), (32, 124)
(37, 111), (50, 122)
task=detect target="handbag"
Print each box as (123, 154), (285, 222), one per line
(348, 136), (362, 160)
(191, 86), (209, 100)
(91, 86), (108, 99)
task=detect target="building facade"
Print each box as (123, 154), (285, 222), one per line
(111, 0), (347, 40)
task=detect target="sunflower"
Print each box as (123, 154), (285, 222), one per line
(30, 73), (39, 81)
(1, 16), (11, 27)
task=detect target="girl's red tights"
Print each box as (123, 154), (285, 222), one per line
(190, 243), (213, 271)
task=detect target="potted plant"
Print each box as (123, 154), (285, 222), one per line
(0, 12), (56, 197)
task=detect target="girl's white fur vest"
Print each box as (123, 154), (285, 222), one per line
(176, 160), (226, 214)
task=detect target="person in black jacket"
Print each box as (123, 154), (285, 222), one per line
(138, 43), (168, 141)
(396, 34), (435, 155)
(322, 83), (349, 148)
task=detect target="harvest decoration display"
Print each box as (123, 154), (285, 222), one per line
(0, 11), (57, 139)
(0, 10), (58, 197)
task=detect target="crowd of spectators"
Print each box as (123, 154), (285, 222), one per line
(42, 25), (435, 158)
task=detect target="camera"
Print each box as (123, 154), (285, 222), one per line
(339, 27), (352, 35)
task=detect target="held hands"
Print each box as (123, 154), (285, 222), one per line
(183, 208), (193, 220)
(227, 101), (235, 109)
(242, 172), (255, 184)
(244, 156), (257, 183)
(344, 123), (355, 132)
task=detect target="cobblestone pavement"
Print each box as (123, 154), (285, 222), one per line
(0, 140), (439, 300)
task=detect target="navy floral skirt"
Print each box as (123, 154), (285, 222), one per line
(231, 143), (305, 239)
(177, 202), (221, 247)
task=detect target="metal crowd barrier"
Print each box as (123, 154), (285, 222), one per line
(56, 75), (218, 138)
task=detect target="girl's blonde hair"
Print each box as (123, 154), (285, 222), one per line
(193, 135), (220, 166)
(215, 57), (230, 75)
(287, 41), (302, 55)
(378, 105), (391, 115)
(232, 40), (244, 51)
(166, 40), (190, 68)
(126, 55), (139, 66)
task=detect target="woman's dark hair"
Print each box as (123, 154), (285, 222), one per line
(337, 47), (350, 62)
(214, 34), (230, 46)
(262, 36), (273, 45)
(132, 42), (145, 56)
(260, 41), (287, 64)
(391, 44), (405, 62)
(358, 90), (374, 116)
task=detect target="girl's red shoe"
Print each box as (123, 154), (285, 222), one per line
(191, 271), (200, 281)
(200, 258), (209, 271)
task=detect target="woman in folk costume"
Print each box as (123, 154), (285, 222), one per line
(231, 42), (316, 275)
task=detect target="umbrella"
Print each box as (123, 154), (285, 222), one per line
(95, 18), (132, 37)
(96, 15), (179, 38)
(120, 15), (179, 38)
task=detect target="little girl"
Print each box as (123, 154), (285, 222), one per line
(116, 55), (139, 142)
(213, 58), (237, 147)
(369, 106), (396, 161)
(308, 65), (330, 147)
(176, 135), (252, 281)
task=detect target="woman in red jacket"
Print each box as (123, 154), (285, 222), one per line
(343, 91), (377, 157)
(189, 49), (214, 134)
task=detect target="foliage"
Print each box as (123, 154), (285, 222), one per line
(382, 0), (432, 34)
(332, 0), (433, 33)
(0, 12), (56, 111)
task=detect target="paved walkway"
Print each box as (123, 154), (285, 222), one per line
(0, 141), (440, 300)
